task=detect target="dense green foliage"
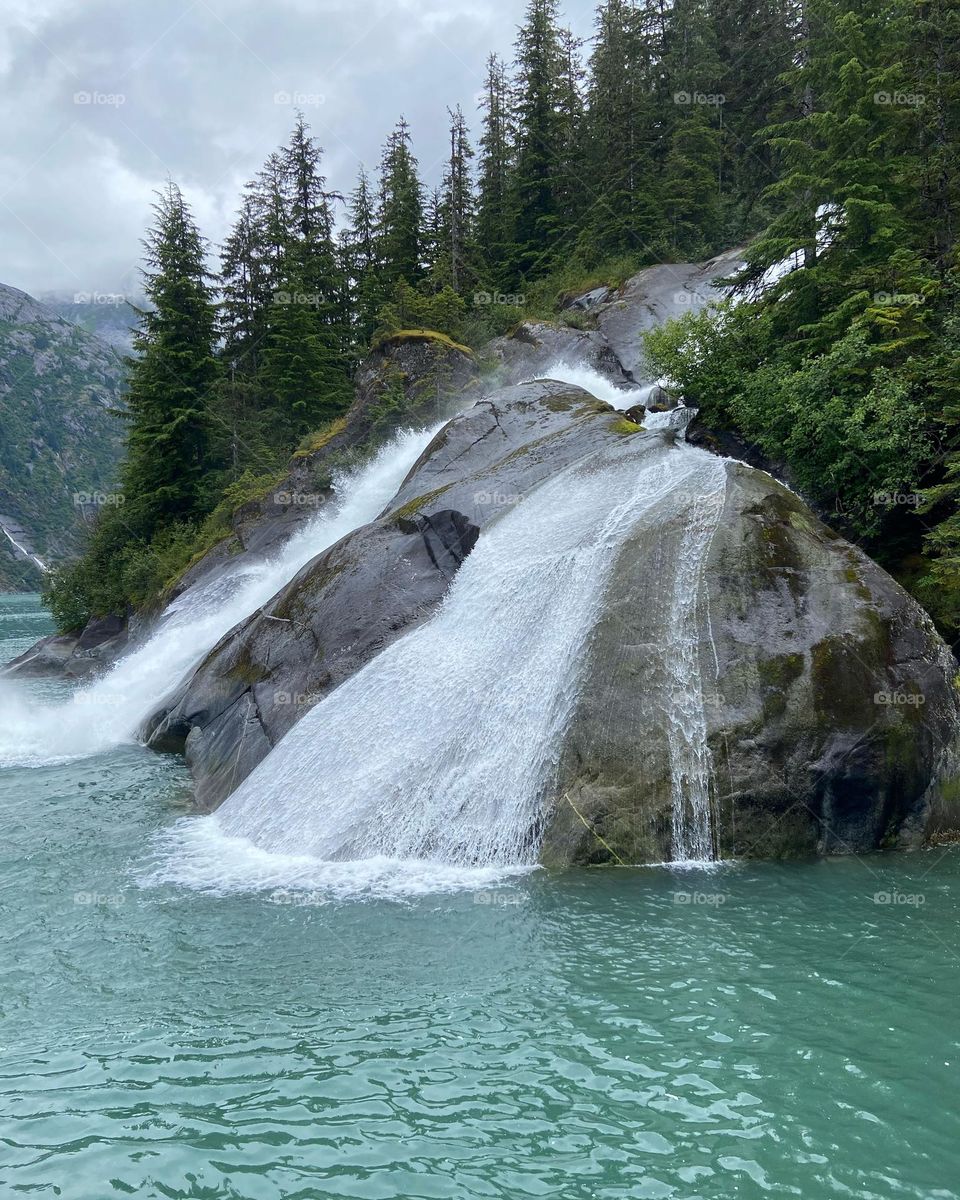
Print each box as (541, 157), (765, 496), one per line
(643, 0), (960, 632)
(46, 0), (960, 639)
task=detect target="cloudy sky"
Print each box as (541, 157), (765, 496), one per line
(0, 0), (597, 298)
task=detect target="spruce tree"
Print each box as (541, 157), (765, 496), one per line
(661, 0), (724, 257)
(377, 117), (425, 293)
(510, 0), (566, 279)
(476, 53), (515, 284)
(584, 0), (662, 258)
(121, 181), (220, 539)
(429, 105), (476, 293)
(341, 166), (381, 348)
(258, 117), (352, 439)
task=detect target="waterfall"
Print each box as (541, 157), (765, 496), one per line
(533, 362), (641, 409)
(0, 424), (443, 768)
(662, 463), (728, 862)
(149, 435), (730, 899)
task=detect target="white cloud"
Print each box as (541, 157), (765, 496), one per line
(0, 0), (596, 294)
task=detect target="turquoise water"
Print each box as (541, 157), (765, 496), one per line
(1, 593), (959, 1199)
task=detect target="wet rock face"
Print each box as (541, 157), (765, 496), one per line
(12, 248), (960, 862)
(2, 613), (128, 679)
(594, 247), (746, 378)
(171, 332), (480, 598)
(144, 380), (627, 810)
(145, 377), (960, 859)
(543, 465), (960, 864)
(484, 320), (635, 387)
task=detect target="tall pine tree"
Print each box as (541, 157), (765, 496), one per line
(122, 181), (220, 539)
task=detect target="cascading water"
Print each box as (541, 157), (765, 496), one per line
(0, 423), (443, 768)
(661, 462), (728, 863)
(149, 433), (731, 898)
(533, 361), (641, 409)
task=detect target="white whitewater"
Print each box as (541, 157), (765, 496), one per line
(662, 461), (729, 862)
(150, 434), (729, 898)
(0, 424), (443, 767)
(534, 361), (640, 409)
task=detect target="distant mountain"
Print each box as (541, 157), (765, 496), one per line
(0, 283), (127, 591)
(41, 291), (143, 355)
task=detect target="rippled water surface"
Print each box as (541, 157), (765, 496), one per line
(2, 593), (959, 1198)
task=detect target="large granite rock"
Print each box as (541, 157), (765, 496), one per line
(144, 381), (633, 808)
(595, 247), (746, 377)
(484, 319), (635, 388)
(543, 464), (960, 863)
(143, 376), (960, 856)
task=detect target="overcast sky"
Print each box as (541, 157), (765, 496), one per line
(0, 0), (597, 298)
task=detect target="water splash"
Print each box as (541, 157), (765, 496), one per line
(534, 361), (642, 410)
(152, 435), (723, 896)
(0, 424), (443, 768)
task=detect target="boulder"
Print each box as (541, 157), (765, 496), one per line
(2, 612), (128, 678)
(484, 320), (634, 388)
(144, 380), (626, 808)
(143, 379), (960, 858)
(543, 463), (960, 863)
(645, 384), (679, 412)
(596, 247), (746, 378)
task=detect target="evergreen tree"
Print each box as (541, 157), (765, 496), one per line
(510, 0), (566, 279)
(584, 0), (662, 257)
(429, 105), (476, 292)
(476, 53), (515, 283)
(377, 117), (425, 292)
(258, 116), (353, 439)
(554, 27), (587, 240)
(710, 0), (797, 237)
(217, 196), (272, 470)
(341, 166), (380, 348)
(661, 0), (725, 256)
(122, 181), (220, 539)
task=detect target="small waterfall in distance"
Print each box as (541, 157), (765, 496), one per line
(149, 427), (731, 899)
(0, 424), (444, 768)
